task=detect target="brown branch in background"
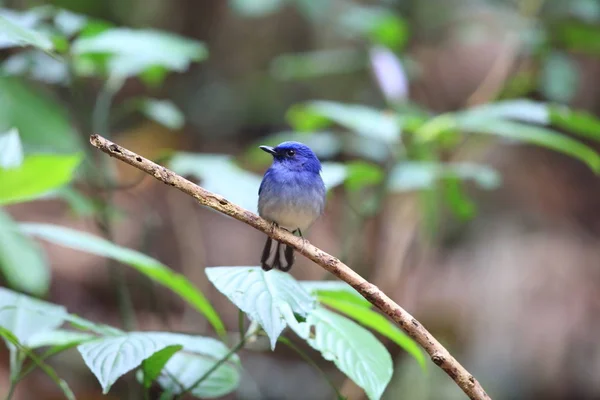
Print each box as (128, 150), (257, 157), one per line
(89, 134), (491, 400)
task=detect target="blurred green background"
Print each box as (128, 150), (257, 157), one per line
(3, 0), (600, 399)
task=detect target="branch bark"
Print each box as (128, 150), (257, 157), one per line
(89, 134), (491, 400)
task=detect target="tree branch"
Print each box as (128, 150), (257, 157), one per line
(89, 134), (491, 400)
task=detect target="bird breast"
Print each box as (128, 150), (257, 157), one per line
(258, 175), (325, 231)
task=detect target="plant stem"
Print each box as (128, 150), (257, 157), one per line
(178, 335), (249, 397)
(238, 309), (245, 343)
(5, 378), (17, 400)
(91, 77), (137, 332)
(278, 336), (344, 400)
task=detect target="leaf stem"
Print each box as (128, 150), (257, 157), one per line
(177, 335), (249, 397)
(238, 309), (245, 343)
(278, 336), (345, 400)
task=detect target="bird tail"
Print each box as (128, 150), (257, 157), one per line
(261, 237), (295, 272)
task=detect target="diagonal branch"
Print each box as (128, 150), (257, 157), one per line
(89, 134), (490, 400)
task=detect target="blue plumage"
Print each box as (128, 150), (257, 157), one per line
(258, 141), (326, 272)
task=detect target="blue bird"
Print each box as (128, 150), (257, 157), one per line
(258, 141), (326, 272)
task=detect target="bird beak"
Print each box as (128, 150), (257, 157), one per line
(259, 145), (277, 155)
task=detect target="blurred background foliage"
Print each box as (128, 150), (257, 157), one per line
(3, 0), (600, 398)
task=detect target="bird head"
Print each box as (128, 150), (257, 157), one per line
(259, 141), (322, 173)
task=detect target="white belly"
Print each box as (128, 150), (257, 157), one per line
(260, 204), (320, 231)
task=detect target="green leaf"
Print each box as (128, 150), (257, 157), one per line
(205, 267), (316, 349)
(457, 116), (600, 173)
(299, 281), (370, 307)
(0, 128), (24, 168)
(554, 21), (600, 56)
(139, 99), (185, 130)
(388, 161), (501, 192)
(540, 52), (579, 103)
(0, 153), (81, 206)
(72, 28), (207, 78)
(0, 13), (53, 51)
(286, 306), (393, 400)
(26, 329), (96, 348)
(462, 99), (549, 125)
(0, 326), (76, 400)
(142, 345), (183, 389)
(443, 177), (477, 221)
(154, 334), (241, 398)
(20, 224), (226, 338)
(345, 161), (384, 192)
(288, 101), (402, 143)
(0, 77), (81, 153)
(549, 105), (600, 141)
(0, 211), (49, 295)
(0, 287), (66, 345)
(78, 332), (180, 394)
(337, 6), (408, 50)
(318, 297), (427, 371)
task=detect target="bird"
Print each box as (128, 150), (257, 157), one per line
(258, 141), (326, 272)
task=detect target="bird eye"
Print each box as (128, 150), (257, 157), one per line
(286, 149), (295, 157)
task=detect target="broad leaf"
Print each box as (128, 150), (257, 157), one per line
(457, 116), (600, 173)
(140, 99), (185, 130)
(80, 332), (240, 396)
(465, 100), (600, 142)
(0, 153), (81, 206)
(286, 306), (393, 400)
(0, 77), (81, 153)
(78, 332), (177, 393)
(0, 13), (53, 51)
(0, 128), (23, 168)
(0, 210), (49, 295)
(72, 28), (207, 78)
(388, 161), (501, 192)
(27, 329), (96, 348)
(288, 101), (402, 143)
(0, 287), (66, 345)
(154, 334), (241, 398)
(142, 345), (182, 389)
(462, 99), (549, 125)
(206, 267), (316, 349)
(20, 224), (226, 337)
(318, 296), (426, 371)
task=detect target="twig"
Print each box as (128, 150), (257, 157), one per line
(89, 134), (491, 400)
